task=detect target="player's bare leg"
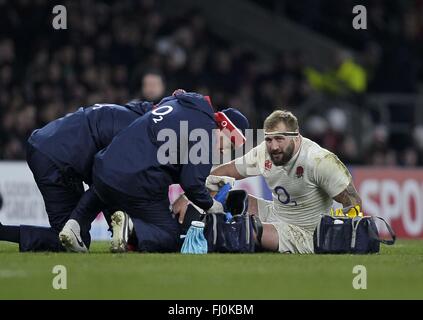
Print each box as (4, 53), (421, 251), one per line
(260, 224), (279, 251)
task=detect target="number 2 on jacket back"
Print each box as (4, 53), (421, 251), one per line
(152, 105), (173, 123)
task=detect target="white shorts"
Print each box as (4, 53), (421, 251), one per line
(257, 199), (314, 254)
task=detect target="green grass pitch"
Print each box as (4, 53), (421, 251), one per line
(0, 240), (422, 299)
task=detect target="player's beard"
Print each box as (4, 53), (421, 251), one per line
(269, 140), (295, 166)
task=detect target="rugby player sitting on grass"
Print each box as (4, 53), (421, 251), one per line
(173, 110), (362, 254)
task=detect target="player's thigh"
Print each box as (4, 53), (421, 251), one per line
(271, 222), (314, 254)
(256, 198), (273, 221)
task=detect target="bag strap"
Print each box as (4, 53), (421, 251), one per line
(369, 216), (396, 245)
(245, 215), (251, 245)
(212, 213), (218, 246)
(350, 216), (363, 249)
(315, 216), (323, 249)
(251, 215), (263, 246)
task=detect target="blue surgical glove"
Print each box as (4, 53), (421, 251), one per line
(214, 183), (232, 208)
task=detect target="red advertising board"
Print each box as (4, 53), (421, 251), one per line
(353, 167), (423, 239)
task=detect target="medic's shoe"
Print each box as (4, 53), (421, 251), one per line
(110, 211), (133, 253)
(59, 219), (88, 253)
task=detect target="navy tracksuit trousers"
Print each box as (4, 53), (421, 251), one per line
(20, 144), (99, 251)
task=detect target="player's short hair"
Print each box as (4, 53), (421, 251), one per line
(264, 110), (299, 132)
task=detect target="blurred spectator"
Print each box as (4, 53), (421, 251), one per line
(139, 71), (166, 103)
(402, 148), (419, 167)
(0, 0), (420, 167)
(305, 50), (367, 96)
(363, 125), (398, 166)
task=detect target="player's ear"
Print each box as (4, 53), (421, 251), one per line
(295, 133), (301, 142)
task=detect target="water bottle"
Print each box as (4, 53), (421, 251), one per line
(181, 221), (208, 254)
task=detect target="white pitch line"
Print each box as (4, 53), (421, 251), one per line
(0, 270), (28, 278)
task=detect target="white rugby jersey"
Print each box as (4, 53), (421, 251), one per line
(235, 137), (352, 231)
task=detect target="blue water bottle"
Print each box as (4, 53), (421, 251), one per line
(181, 221), (208, 254)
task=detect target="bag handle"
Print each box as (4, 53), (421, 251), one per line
(350, 216), (363, 249)
(212, 213), (218, 246)
(369, 216), (396, 245)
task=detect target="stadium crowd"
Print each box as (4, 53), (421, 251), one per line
(1, 0), (422, 166)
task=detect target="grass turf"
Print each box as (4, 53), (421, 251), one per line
(0, 240), (422, 299)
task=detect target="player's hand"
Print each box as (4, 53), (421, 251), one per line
(172, 194), (189, 223)
(330, 205), (362, 218)
(206, 175), (235, 192)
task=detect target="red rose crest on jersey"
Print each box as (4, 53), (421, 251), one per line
(265, 160), (272, 170)
(296, 166), (304, 178)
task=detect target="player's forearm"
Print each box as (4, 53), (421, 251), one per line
(333, 182), (362, 208)
(210, 160), (245, 180)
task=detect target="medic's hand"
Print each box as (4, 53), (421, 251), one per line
(172, 89), (186, 96)
(172, 193), (189, 223)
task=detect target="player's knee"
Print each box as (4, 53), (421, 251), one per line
(260, 224), (279, 252)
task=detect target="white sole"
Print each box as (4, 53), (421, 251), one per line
(110, 211), (129, 253)
(59, 231), (88, 253)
